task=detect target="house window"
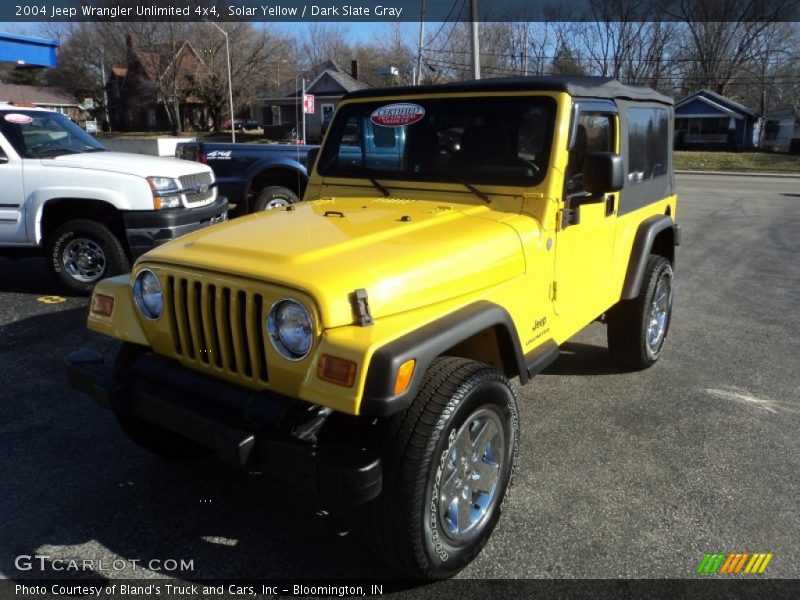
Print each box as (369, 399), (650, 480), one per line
(271, 105), (281, 125)
(321, 103), (334, 120)
(628, 107), (669, 184)
(764, 120), (780, 141)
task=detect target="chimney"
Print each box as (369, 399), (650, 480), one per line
(351, 60), (359, 81)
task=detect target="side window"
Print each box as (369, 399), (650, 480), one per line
(566, 112), (614, 195)
(335, 115), (363, 168)
(628, 107), (669, 183)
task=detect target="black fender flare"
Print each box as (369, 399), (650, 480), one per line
(360, 301), (559, 417)
(621, 214), (681, 300)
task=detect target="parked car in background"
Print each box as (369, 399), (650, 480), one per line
(223, 119), (261, 132)
(0, 104), (227, 293)
(176, 140), (317, 214)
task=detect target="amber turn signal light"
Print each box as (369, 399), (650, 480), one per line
(317, 355), (357, 387)
(394, 359), (416, 395)
(91, 293), (114, 316)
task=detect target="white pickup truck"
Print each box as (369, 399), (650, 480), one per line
(0, 105), (228, 292)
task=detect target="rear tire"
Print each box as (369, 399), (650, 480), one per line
(253, 186), (299, 212)
(47, 219), (129, 294)
(113, 343), (211, 460)
(367, 357), (520, 578)
(607, 254), (674, 370)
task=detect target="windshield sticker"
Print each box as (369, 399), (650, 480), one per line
(4, 113), (33, 125)
(371, 103), (425, 127)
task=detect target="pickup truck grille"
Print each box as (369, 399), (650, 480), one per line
(179, 172), (214, 206)
(165, 274), (269, 383)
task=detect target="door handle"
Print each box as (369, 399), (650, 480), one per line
(605, 194), (615, 217)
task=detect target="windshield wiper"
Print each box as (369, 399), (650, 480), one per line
(354, 165), (390, 197)
(443, 171), (490, 203)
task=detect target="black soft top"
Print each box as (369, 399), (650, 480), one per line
(345, 75), (674, 106)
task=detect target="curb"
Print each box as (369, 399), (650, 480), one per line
(676, 170), (800, 179)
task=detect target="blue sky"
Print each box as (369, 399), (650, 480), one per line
(0, 21), (421, 45)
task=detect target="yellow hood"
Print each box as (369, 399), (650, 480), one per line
(141, 197), (525, 327)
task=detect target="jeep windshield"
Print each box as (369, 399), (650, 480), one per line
(0, 110), (107, 158)
(317, 96), (555, 188)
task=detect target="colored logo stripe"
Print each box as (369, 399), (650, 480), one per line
(697, 552), (773, 574)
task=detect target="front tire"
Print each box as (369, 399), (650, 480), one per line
(46, 219), (129, 294)
(607, 254), (674, 370)
(253, 185), (299, 212)
(367, 357), (520, 578)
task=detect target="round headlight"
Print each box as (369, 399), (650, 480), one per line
(267, 299), (313, 360)
(132, 269), (163, 320)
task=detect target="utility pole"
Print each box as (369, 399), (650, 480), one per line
(415, 0), (426, 85)
(211, 22), (235, 143)
(301, 78), (306, 145)
(522, 22), (529, 76)
(100, 52), (110, 131)
(470, 0), (480, 80)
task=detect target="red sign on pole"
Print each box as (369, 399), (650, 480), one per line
(303, 94), (315, 114)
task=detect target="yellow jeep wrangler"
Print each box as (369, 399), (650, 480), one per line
(67, 76), (680, 578)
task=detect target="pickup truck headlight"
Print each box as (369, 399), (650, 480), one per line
(267, 299), (313, 360)
(147, 176), (181, 209)
(132, 269), (163, 320)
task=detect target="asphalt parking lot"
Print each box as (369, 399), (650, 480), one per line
(0, 174), (798, 585)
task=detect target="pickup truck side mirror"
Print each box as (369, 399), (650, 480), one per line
(306, 148), (319, 173)
(583, 152), (624, 194)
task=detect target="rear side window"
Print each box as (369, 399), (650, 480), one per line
(627, 107), (669, 184)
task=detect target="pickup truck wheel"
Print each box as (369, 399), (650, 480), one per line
(607, 254), (674, 370)
(253, 186), (299, 211)
(47, 219), (129, 294)
(113, 343), (211, 460)
(367, 357), (520, 578)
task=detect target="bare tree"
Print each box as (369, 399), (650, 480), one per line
(299, 24), (353, 70)
(669, 0), (796, 96)
(186, 23), (295, 130)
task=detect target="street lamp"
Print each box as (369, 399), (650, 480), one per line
(210, 22), (236, 143)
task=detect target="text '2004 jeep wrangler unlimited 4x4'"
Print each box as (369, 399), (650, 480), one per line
(67, 76), (680, 578)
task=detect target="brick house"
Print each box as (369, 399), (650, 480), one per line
(106, 35), (210, 132)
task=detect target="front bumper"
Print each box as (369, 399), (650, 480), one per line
(122, 196), (229, 259)
(65, 349), (382, 505)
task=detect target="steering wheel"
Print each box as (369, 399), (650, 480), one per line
(30, 141), (63, 155)
(485, 155), (540, 173)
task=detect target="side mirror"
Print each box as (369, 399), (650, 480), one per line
(0, 153), (8, 165)
(305, 148), (319, 173)
(583, 152), (624, 194)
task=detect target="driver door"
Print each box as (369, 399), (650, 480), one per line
(0, 142), (27, 244)
(554, 105), (619, 328)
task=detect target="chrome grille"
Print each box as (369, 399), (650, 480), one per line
(166, 275), (268, 382)
(179, 172), (214, 205)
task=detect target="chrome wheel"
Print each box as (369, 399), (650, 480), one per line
(264, 198), (289, 209)
(62, 238), (106, 283)
(646, 272), (672, 355)
(439, 408), (505, 543)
